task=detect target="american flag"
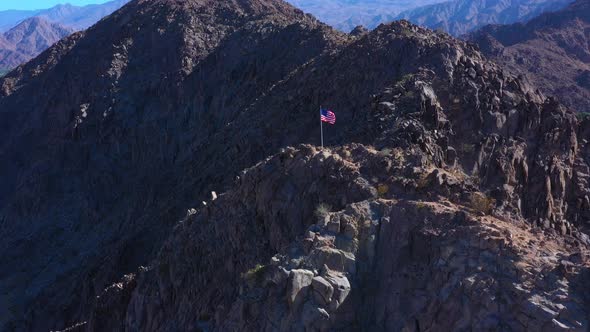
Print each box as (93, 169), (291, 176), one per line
(320, 109), (336, 125)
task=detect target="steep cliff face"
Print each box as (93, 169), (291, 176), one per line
(1, 0), (590, 331)
(469, 0), (590, 114)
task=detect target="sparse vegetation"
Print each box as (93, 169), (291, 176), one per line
(461, 143), (476, 153)
(243, 264), (265, 281)
(398, 74), (415, 85)
(377, 184), (389, 197)
(470, 192), (496, 215)
(378, 148), (392, 157)
(416, 172), (431, 190)
(576, 112), (590, 121)
(416, 201), (428, 210)
(315, 203), (332, 219)
(399, 28), (415, 38)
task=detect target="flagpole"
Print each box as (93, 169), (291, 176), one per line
(320, 106), (324, 148)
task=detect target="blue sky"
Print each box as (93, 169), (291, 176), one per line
(0, 0), (112, 11)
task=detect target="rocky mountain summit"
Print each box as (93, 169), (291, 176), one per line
(0, 0), (590, 331)
(469, 0), (590, 114)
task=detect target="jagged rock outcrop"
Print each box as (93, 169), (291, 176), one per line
(1, 0), (590, 330)
(469, 0), (590, 113)
(89, 144), (590, 331)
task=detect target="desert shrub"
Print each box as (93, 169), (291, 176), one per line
(243, 264), (265, 281)
(416, 173), (430, 190)
(379, 148), (392, 157)
(315, 203), (332, 219)
(470, 192), (496, 215)
(377, 184), (389, 198)
(416, 201), (427, 210)
(461, 143), (475, 153)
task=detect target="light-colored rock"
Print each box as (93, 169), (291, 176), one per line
(311, 276), (334, 305)
(287, 269), (314, 308)
(324, 272), (351, 310)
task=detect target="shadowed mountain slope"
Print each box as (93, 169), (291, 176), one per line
(0, 0), (345, 330)
(1, 0), (590, 331)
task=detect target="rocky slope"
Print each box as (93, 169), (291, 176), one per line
(396, 0), (572, 36)
(469, 0), (590, 113)
(92, 144), (590, 331)
(1, 0), (590, 331)
(0, 17), (74, 72)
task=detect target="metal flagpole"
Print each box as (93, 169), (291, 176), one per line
(320, 106), (324, 148)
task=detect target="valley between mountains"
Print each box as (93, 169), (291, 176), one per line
(0, 0), (589, 331)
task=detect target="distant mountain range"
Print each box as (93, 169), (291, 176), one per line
(287, 0), (447, 32)
(395, 0), (573, 36)
(469, 0), (590, 113)
(290, 0), (573, 35)
(0, 17), (74, 72)
(0, 0), (129, 32)
(0, 0), (129, 73)
(0, 0), (579, 74)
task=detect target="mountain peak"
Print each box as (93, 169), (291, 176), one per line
(4, 16), (73, 53)
(0, 16), (73, 72)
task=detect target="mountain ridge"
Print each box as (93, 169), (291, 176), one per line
(0, 0), (130, 31)
(0, 16), (74, 72)
(286, 0), (447, 32)
(1, 0), (589, 330)
(395, 0), (573, 35)
(0, 0), (129, 73)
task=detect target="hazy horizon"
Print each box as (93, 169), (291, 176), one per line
(0, 0), (113, 11)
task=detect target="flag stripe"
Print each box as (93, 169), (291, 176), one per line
(320, 109), (336, 124)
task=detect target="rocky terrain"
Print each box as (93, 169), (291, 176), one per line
(396, 0), (572, 36)
(469, 0), (590, 114)
(1, 0), (590, 331)
(0, 17), (74, 72)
